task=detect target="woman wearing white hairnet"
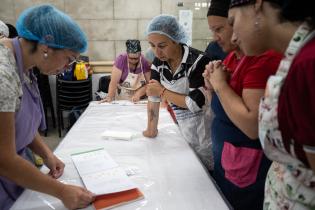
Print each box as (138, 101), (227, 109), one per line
(0, 5), (94, 210)
(143, 14), (214, 171)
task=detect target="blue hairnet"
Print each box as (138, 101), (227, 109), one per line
(146, 14), (189, 44)
(16, 4), (87, 53)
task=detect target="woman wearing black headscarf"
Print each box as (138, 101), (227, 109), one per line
(101, 39), (151, 102)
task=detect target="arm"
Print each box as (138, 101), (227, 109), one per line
(28, 132), (65, 178)
(146, 80), (188, 108)
(132, 71), (151, 102)
(100, 66), (122, 103)
(143, 101), (160, 138)
(0, 113), (94, 209)
(305, 151), (315, 173)
(207, 61), (262, 139)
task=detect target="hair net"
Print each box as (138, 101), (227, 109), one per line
(146, 14), (189, 44)
(0, 20), (9, 37)
(126, 39), (141, 53)
(16, 4), (87, 53)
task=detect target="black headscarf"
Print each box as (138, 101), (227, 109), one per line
(126, 39), (141, 53)
(207, 0), (231, 17)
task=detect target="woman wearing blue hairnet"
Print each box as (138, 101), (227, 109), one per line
(0, 5), (94, 210)
(143, 15), (214, 171)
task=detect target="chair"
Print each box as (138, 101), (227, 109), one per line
(56, 75), (92, 137)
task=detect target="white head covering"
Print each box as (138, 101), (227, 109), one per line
(0, 20), (9, 37)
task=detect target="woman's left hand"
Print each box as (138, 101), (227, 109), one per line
(131, 92), (141, 102)
(207, 60), (230, 91)
(146, 79), (163, 97)
(44, 154), (65, 179)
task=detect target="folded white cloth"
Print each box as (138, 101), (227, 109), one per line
(101, 130), (135, 141)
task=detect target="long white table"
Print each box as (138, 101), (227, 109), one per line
(11, 101), (230, 210)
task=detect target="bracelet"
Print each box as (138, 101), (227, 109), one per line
(160, 87), (167, 98)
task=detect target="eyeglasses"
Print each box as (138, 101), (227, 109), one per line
(128, 56), (140, 61)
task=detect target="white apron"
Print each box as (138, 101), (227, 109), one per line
(116, 57), (145, 100)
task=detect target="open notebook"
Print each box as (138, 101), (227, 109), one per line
(71, 148), (144, 209)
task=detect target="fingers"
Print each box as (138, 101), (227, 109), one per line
(52, 166), (64, 179)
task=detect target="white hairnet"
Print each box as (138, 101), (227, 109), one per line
(146, 14), (189, 44)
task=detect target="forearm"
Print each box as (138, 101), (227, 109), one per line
(1, 154), (64, 199)
(28, 132), (53, 160)
(215, 83), (259, 139)
(147, 101), (160, 131)
(161, 89), (187, 108)
(0, 113), (63, 200)
(107, 82), (117, 99)
(135, 85), (147, 98)
(305, 150), (315, 174)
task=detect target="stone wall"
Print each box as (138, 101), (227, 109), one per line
(0, 0), (213, 61)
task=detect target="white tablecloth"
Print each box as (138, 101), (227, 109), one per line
(11, 101), (230, 210)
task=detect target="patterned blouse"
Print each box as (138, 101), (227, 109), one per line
(0, 43), (22, 112)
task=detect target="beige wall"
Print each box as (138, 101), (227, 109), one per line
(0, 0), (213, 61)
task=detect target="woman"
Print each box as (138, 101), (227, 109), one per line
(228, 0), (315, 209)
(143, 14), (213, 171)
(0, 5), (93, 210)
(203, 0), (282, 209)
(101, 39), (151, 102)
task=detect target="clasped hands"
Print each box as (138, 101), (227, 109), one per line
(203, 60), (230, 92)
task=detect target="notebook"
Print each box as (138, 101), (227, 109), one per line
(71, 148), (144, 209)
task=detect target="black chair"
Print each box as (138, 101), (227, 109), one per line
(33, 68), (56, 136)
(56, 75), (92, 137)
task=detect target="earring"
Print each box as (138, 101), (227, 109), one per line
(44, 53), (48, 58)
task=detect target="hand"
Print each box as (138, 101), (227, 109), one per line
(59, 184), (95, 210)
(131, 93), (141, 103)
(143, 129), (158, 138)
(44, 154), (65, 179)
(207, 61), (230, 91)
(202, 64), (213, 90)
(146, 80), (163, 97)
(99, 96), (114, 103)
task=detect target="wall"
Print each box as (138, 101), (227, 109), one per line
(0, 0), (213, 61)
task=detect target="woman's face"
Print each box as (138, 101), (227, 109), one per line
(207, 15), (237, 53)
(127, 52), (141, 65)
(37, 47), (79, 75)
(228, 5), (268, 56)
(147, 33), (179, 62)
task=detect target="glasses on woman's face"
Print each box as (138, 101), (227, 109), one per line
(127, 53), (140, 61)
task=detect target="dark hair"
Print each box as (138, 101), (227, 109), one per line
(207, 0), (231, 18)
(5, 23), (18, 38)
(230, 0), (315, 27)
(280, 0), (315, 27)
(29, 40), (38, 53)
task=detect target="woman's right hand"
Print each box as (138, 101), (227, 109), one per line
(59, 184), (94, 210)
(99, 96), (114, 103)
(143, 129), (158, 138)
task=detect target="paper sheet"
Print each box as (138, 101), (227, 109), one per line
(71, 148), (136, 195)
